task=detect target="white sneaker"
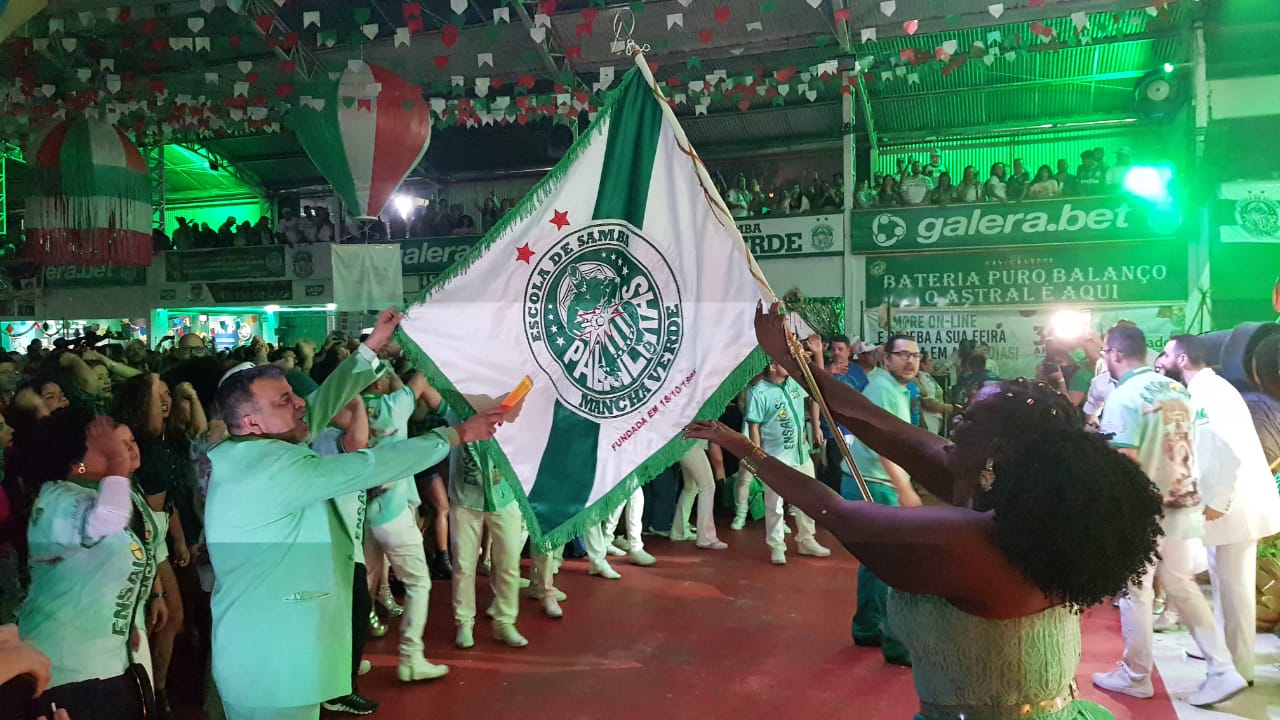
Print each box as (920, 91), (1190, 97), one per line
(523, 586), (567, 602)
(696, 540), (729, 550)
(628, 549), (656, 566)
(770, 548), (787, 565)
(797, 539), (832, 557)
(1188, 670), (1248, 707)
(1092, 666), (1154, 699)
(730, 511), (747, 530)
(605, 545), (627, 557)
(358, 659), (372, 676)
(542, 596), (563, 619)
(611, 536), (631, 552)
(1152, 611), (1180, 632)
(455, 623), (475, 649)
(398, 658), (449, 682)
(493, 623), (529, 648)
(588, 561), (622, 579)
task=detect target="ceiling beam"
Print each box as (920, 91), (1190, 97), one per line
(847, 0), (1178, 44)
(243, 0), (323, 81)
(867, 69), (1152, 103)
(171, 142), (263, 191)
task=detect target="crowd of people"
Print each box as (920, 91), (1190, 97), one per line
(697, 308), (1277, 714)
(150, 195), (519, 254)
(714, 145), (1137, 218)
(0, 305), (1274, 720)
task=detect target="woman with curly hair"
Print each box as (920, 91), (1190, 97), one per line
(112, 373), (206, 718)
(15, 407), (162, 719)
(684, 304), (1163, 720)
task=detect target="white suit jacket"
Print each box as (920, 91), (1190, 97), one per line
(1189, 368), (1280, 547)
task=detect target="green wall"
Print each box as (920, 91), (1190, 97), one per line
(165, 199), (268, 237)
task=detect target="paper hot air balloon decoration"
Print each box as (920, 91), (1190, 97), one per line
(24, 118), (153, 266)
(290, 61), (432, 221)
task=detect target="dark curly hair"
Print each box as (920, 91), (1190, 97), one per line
(112, 372), (162, 441)
(978, 379), (1163, 610)
(9, 403), (98, 492)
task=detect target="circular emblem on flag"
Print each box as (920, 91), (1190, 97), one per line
(293, 249), (315, 278)
(525, 221), (683, 420)
(810, 222), (835, 251)
(1235, 196), (1279, 239)
(871, 213), (907, 247)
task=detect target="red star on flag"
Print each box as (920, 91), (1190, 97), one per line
(516, 243), (536, 264)
(550, 209), (570, 230)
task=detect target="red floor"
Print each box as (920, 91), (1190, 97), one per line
(335, 524), (1182, 720)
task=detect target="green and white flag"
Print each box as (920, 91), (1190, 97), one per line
(398, 55), (769, 550)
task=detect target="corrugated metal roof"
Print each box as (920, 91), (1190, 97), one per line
(858, 6), (1184, 135)
(684, 101), (842, 150)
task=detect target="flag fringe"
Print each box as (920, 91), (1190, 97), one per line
(393, 62), (769, 552)
(394, 324), (767, 553)
(525, 346), (768, 553)
(404, 84), (624, 308)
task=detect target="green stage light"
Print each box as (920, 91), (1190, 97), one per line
(1122, 165), (1173, 203)
(1162, 62), (1175, 73)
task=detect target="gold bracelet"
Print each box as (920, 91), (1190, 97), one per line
(739, 444), (768, 474)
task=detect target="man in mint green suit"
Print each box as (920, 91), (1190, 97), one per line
(204, 309), (507, 720)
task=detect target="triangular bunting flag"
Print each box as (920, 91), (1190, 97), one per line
(398, 56), (767, 552)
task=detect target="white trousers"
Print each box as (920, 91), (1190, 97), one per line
(451, 502), (522, 626)
(585, 488), (644, 562)
(673, 446), (719, 545)
(764, 460), (817, 551)
(529, 542), (564, 599)
(1121, 534), (1232, 679)
(1208, 540), (1259, 682)
(734, 467), (754, 514)
(363, 507), (431, 661)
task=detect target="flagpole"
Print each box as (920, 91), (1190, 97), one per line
(627, 44), (873, 504)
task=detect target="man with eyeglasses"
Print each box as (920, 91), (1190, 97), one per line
(842, 334), (923, 667)
(0, 354), (21, 407)
(1092, 324), (1247, 707)
(173, 332), (209, 361)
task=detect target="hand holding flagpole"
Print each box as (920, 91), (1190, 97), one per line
(626, 23), (870, 503)
(768, 302), (880, 499)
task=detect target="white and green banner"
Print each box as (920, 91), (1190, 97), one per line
(737, 214), (844, 258)
(398, 56), (769, 550)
